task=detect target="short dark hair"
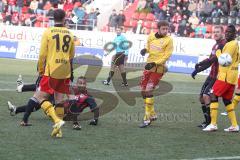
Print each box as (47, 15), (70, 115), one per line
(157, 20), (169, 28)
(214, 25), (224, 32)
(227, 24), (236, 33)
(53, 9), (66, 22)
(77, 76), (86, 80)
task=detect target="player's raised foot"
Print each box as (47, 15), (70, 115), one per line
(224, 125), (239, 132)
(7, 101), (16, 116)
(51, 120), (65, 137)
(221, 112), (228, 116)
(102, 80), (110, 85)
(20, 121), (32, 126)
(16, 75), (23, 92)
(139, 120), (151, 128)
(56, 129), (63, 138)
(202, 124), (218, 132)
(73, 122), (81, 130)
(197, 122), (207, 128)
(121, 82), (128, 87)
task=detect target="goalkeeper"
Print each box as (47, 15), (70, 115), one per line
(191, 25), (225, 128)
(139, 20), (173, 128)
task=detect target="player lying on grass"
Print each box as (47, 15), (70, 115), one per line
(8, 76), (99, 129)
(191, 25), (226, 128)
(62, 76), (99, 130)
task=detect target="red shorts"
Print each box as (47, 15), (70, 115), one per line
(39, 75), (70, 94)
(237, 75), (240, 89)
(140, 70), (163, 90)
(212, 80), (235, 100)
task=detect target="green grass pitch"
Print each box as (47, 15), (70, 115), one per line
(0, 58), (240, 160)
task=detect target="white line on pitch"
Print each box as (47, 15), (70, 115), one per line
(184, 156), (240, 160)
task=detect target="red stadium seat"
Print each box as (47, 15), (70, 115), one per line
(142, 21), (151, 29)
(206, 24), (212, 33)
(151, 21), (158, 29)
(22, 6), (28, 14)
(131, 12), (139, 20)
(138, 12), (147, 20)
(124, 20), (131, 27)
(145, 13), (155, 21)
(34, 21), (41, 27)
(129, 19), (138, 27)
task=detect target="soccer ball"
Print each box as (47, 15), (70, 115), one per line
(218, 53), (232, 66)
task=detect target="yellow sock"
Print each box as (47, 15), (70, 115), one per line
(232, 95), (240, 109)
(55, 104), (64, 120)
(144, 97), (155, 121)
(210, 102), (218, 125)
(41, 101), (61, 124)
(226, 103), (238, 127)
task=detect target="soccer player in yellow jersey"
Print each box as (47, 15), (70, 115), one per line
(203, 25), (239, 132)
(34, 9), (75, 137)
(139, 20), (173, 128)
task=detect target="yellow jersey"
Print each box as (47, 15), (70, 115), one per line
(38, 27), (75, 79)
(216, 40), (239, 85)
(146, 33), (173, 73)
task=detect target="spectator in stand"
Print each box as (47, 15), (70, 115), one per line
(182, 6), (191, 19)
(11, 12), (19, 25)
(47, 7), (54, 26)
(195, 22), (206, 38)
(95, 8), (100, 16)
(16, 0), (23, 15)
(188, 0), (197, 14)
(63, 0), (74, 12)
(29, 0), (38, 14)
(108, 9), (118, 32)
(44, 1), (52, 14)
(116, 10), (126, 28)
(0, 0), (6, 13)
(37, 0), (45, 15)
(156, 5), (167, 21)
(7, 0), (16, 13)
(171, 12), (182, 24)
(177, 14), (188, 36)
(86, 8), (97, 31)
(73, 6), (86, 30)
(137, 0), (146, 11)
(201, 0), (214, 18)
(211, 1), (225, 17)
(188, 12), (199, 29)
(4, 11), (12, 24)
(158, 0), (168, 9)
(183, 22), (194, 37)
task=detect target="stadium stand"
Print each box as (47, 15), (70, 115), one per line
(0, 0), (239, 38)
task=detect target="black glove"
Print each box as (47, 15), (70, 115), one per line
(70, 71), (74, 82)
(145, 62), (156, 70)
(191, 70), (198, 79)
(140, 48), (147, 56)
(89, 119), (98, 125)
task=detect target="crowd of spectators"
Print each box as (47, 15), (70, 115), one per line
(0, 0), (99, 30)
(126, 0), (240, 38)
